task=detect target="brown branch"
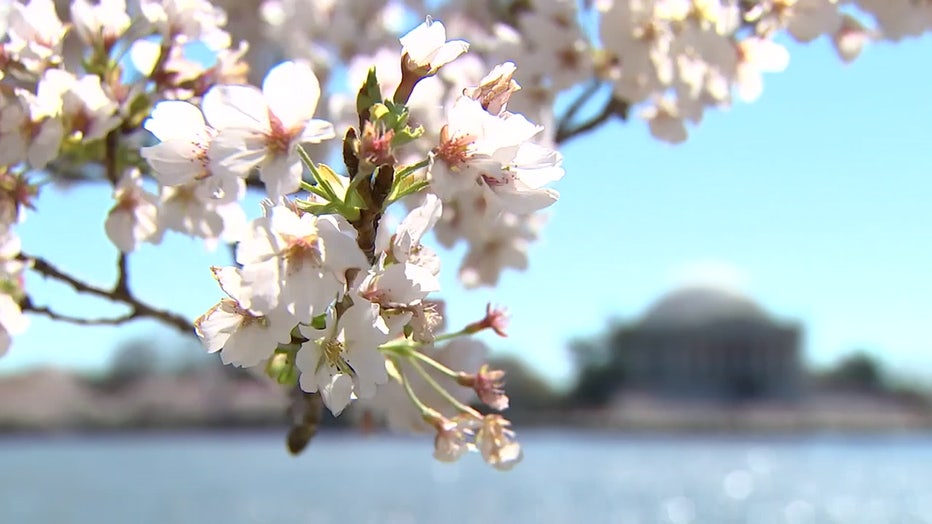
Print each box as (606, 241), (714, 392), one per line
(19, 253), (195, 334)
(555, 97), (629, 145)
(555, 80), (602, 138)
(21, 298), (136, 326)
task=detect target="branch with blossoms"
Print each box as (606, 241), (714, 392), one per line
(0, 0), (931, 471)
(179, 16), (563, 469)
(0, 0), (562, 470)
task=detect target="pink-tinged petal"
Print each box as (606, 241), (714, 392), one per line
(209, 128), (267, 176)
(297, 119), (336, 144)
(263, 61), (321, 130)
(145, 101), (207, 141)
(141, 140), (204, 186)
(194, 302), (238, 353)
(259, 153), (303, 198)
(202, 85), (269, 132)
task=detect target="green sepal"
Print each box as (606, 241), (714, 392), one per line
(310, 313), (328, 330)
(356, 67), (383, 117)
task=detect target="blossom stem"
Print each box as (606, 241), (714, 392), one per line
(378, 341), (459, 379)
(393, 357), (434, 416)
(406, 349), (459, 379)
(408, 357), (482, 418)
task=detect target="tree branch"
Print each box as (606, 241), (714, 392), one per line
(555, 80), (603, 138)
(21, 298), (136, 326)
(19, 253), (195, 334)
(555, 97), (629, 145)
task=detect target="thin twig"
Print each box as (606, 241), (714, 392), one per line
(555, 79), (602, 138)
(22, 299), (136, 326)
(20, 253), (195, 334)
(555, 97), (629, 144)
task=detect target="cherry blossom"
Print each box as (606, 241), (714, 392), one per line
(104, 169), (162, 252)
(234, 205), (367, 319)
(195, 266), (297, 368)
(400, 17), (469, 77)
(296, 302), (390, 416)
(203, 61), (336, 197)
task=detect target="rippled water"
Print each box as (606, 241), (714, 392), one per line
(2, 431), (931, 523)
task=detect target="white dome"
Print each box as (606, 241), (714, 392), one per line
(641, 286), (767, 328)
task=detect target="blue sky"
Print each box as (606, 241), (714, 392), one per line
(2, 33), (930, 388)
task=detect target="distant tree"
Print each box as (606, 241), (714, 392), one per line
(820, 351), (884, 392)
(487, 356), (560, 411)
(102, 339), (161, 391)
(567, 322), (633, 407)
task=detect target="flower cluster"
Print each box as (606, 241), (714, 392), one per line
(252, 0), (931, 145)
(0, 0), (251, 255)
(186, 18), (552, 469)
(0, 0), (930, 471)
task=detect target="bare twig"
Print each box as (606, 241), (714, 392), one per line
(21, 298), (136, 326)
(555, 80), (603, 138)
(20, 253), (195, 334)
(555, 97), (629, 144)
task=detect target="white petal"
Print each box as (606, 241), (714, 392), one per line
(319, 371), (354, 415)
(209, 128), (267, 176)
(141, 141), (204, 186)
(259, 153), (303, 198)
(202, 85), (269, 132)
(145, 101), (207, 141)
(263, 61), (320, 130)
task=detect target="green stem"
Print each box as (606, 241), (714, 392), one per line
(393, 357), (433, 416)
(409, 358), (481, 418)
(407, 349), (459, 379)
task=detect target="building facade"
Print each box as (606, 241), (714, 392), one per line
(619, 286), (803, 402)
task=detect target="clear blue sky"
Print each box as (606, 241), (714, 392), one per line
(2, 34), (931, 388)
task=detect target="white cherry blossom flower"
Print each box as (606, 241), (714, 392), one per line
(141, 100), (243, 204)
(359, 262), (440, 337)
(3, 0), (66, 73)
(0, 293), (28, 358)
(476, 414), (522, 470)
(0, 90), (63, 169)
(70, 0), (131, 49)
(35, 70), (120, 141)
(235, 205), (367, 319)
(833, 14), (870, 63)
(400, 17), (469, 76)
(735, 38), (790, 103)
(140, 0), (231, 51)
(195, 266), (297, 368)
(104, 168), (162, 252)
(296, 302), (390, 416)
(203, 61), (335, 198)
(430, 96), (563, 215)
(158, 181), (246, 247)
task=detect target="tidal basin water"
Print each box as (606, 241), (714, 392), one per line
(2, 431), (931, 524)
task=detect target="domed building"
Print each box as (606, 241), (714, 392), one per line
(619, 286), (803, 402)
